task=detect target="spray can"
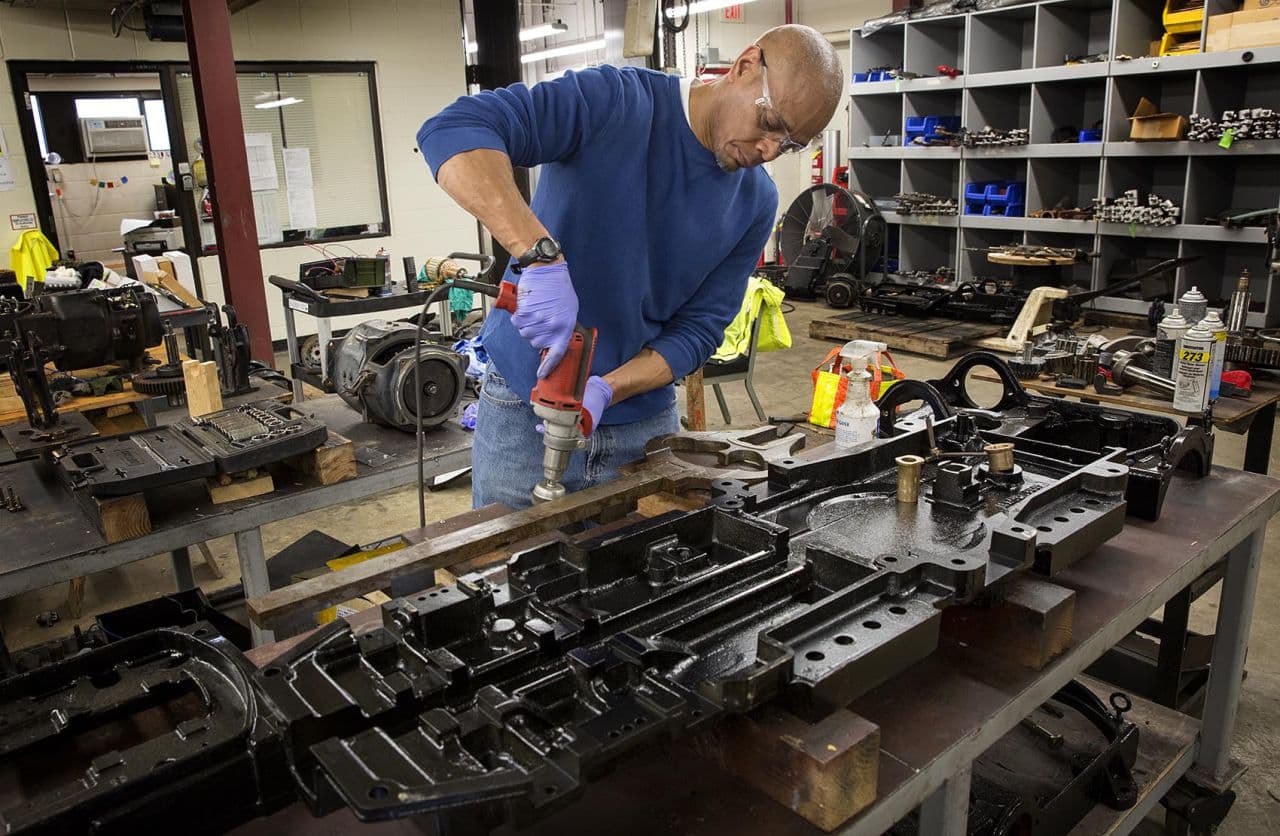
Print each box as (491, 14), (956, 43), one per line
(1178, 286), (1208, 326)
(1153, 306), (1188, 379)
(835, 371), (880, 449)
(1203, 310), (1227, 400)
(1172, 319), (1214, 412)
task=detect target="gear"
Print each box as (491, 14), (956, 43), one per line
(300, 334), (323, 370)
(131, 369), (187, 396)
(1007, 357), (1045, 379)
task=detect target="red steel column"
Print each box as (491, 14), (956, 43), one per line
(181, 0), (274, 363)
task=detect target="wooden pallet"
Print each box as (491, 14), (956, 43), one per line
(809, 310), (1004, 358)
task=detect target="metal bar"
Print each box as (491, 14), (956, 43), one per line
(1196, 529), (1265, 781)
(135, 397), (158, 428)
(1243, 400), (1275, 474)
(282, 302), (304, 404)
(918, 766), (971, 836)
(234, 528), (276, 646)
(170, 546), (195, 591)
(180, 0), (274, 363)
(316, 317), (333, 390)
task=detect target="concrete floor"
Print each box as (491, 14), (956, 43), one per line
(3, 299), (1280, 832)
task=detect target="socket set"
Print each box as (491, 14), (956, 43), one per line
(1093, 190), (1180, 227)
(55, 401), (329, 497)
(1187, 108), (1280, 142)
(894, 192), (960, 215)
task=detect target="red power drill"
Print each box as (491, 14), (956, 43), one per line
(495, 281), (598, 501)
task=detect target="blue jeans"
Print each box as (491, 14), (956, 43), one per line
(471, 368), (680, 510)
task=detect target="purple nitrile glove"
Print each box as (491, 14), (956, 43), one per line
(510, 261), (579, 379)
(534, 375), (612, 438)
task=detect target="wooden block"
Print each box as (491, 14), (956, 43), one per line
(67, 577), (87, 618)
(77, 491), (152, 544)
(685, 367), (707, 430)
(693, 706), (880, 831)
(182, 359), (223, 418)
(280, 431), (356, 485)
(941, 575), (1075, 670)
(104, 404), (134, 419)
(206, 470), (275, 504)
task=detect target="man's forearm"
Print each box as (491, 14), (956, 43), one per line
(602, 349), (675, 404)
(435, 149), (558, 260)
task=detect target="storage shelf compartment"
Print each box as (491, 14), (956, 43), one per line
(903, 90), (963, 144)
(1107, 72), (1197, 141)
(904, 16), (967, 77)
(848, 159), (902, 204)
(969, 6), (1037, 75)
(851, 95), (904, 149)
(1184, 156), (1280, 226)
(898, 224), (957, 274)
(851, 25), (906, 79)
(1113, 0), (1174, 61)
(1028, 157), (1101, 214)
(1035, 0), (1114, 69)
(1194, 64), (1280, 120)
(1102, 155), (1189, 205)
(965, 85), (1031, 134)
(1031, 78), (1107, 144)
(903, 157), (961, 199)
(1180, 239), (1279, 325)
(1095, 236), (1182, 309)
(960, 227), (1022, 282)
(1027, 230), (1099, 290)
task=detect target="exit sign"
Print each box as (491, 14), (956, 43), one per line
(722, 4), (744, 22)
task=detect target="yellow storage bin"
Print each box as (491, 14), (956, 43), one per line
(1164, 0), (1206, 35)
(1160, 30), (1201, 56)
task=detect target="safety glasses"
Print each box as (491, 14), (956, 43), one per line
(755, 49), (810, 156)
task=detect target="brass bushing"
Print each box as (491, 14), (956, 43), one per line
(984, 443), (1015, 474)
(896, 455), (924, 503)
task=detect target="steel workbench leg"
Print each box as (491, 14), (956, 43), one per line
(283, 300), (304, 404)
(171, 547), (195, 591)
(918, 766), (971, 836)
(1195, 529), (1264, 783)
(1243, 401), (1275, 475)
(234, 528), (276, 646)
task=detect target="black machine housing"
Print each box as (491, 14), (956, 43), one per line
(0, 356), (1214, 834)
(327, 319), (467, 432)
(779, 184), (887, 307)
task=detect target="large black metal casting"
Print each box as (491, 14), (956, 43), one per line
(0, 357), (1214, 833)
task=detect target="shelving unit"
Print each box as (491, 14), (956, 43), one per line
(850, 0), (1280, 326)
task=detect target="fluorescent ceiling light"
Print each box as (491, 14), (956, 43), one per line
(519, 21), (568, 41)
(665, 0), (758, 16)
(521, 37), (606, 64)
(255, 96), (303, 110)
(466, 40), (477, 54)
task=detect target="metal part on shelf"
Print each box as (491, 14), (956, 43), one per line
(894, 192), (959, 215)
(1109, 350), (1177, 399)
(0, 356), (1215, 833)
(1093, 190), (1180, 227)
(328, 319), (467, 432)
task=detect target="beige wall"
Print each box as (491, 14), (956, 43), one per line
(52, 158), (169, 262)
(1, 0), (472, 339)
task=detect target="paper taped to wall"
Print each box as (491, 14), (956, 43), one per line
(283, 147), (317, 230)
(253, 189), (283, 244)
(0, 159), (15, 192)
(245, 133), (279, 192)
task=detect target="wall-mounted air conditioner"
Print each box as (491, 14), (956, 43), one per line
(78, 116), (148, 158)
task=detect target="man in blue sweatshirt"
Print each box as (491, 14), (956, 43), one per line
(419, 24), (844, 509)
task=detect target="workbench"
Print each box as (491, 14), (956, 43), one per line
(0, 395), (473, 648)
(236, 466), (1279, 836)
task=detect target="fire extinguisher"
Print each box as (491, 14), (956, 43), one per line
(810, 148), (824, 185)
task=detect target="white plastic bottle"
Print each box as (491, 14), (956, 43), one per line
(1173, 319), (1214, 412)
(1203, 309), (1227, 400)
(835, 371), (880, 449)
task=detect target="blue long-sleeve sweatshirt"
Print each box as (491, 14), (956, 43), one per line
(417, 65), (778, 425)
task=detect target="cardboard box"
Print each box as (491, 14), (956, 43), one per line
(1243, 0), (1278, 12)
(1206, 8), (1280, 51)
(1128, 97), (1189, 141)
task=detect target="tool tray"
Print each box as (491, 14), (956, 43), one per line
(56, 401), (329, 497)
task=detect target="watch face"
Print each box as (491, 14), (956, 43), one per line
(537, 238), (560, 259)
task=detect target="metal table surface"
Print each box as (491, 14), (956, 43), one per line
(234, 465), (1279, 835)
(0, 394), (473, 645)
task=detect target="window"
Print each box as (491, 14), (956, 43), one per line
(143, 99), (170, 152)
(176, 64), (389, 250)
(74, 97), (142, 118)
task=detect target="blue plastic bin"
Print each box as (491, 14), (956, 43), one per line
(904, 115), (960, 145)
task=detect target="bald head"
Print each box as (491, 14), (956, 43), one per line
(754, 24), (844, 140)
(687, 23), (844, 171)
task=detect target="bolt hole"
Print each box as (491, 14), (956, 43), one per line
(262, 666), (282, 678)
(691, 709), (703, 717)
(889, 606), (907, 615)
(635, 717), (647, 725)
(1037, 525), (1052, 532)
(1084, 498), (1100, 505)
(608, 730), (620, 738)
(622, 724), (633, 732)
(368, 785), (389, 800)
(1054, 516), (1069, 523)
(805, 650), (826, 661)
(193, 628), (210, 638)
(90, 670), (121, 689)
(883, 556), (898, 563)
(950, 558), (965, 566)
(417, 595), (427, 601)
(834, 635), (854, 645)
(1010, 526), (1025, 533)
(863, 620), (882, 630)
(1070, 507), (1085, 514)
(545, 787), (556, 795)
